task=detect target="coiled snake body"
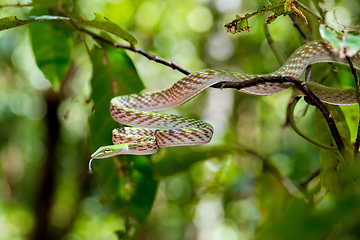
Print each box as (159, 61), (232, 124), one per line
(91, 40), (360, 159)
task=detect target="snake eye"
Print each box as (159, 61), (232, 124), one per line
(103, 147), (111, 154)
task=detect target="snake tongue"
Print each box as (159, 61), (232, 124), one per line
(88, 158), (94, 174)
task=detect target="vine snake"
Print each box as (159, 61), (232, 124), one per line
(90, 40), (360, 161)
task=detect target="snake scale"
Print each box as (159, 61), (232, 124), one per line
(90, 40), (360, 159)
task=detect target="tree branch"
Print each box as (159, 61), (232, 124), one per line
(213, 76), (347, 160)
(289, 13), (309, 42)
(264, 19), (285, 65)
(78, 27), (192, 76)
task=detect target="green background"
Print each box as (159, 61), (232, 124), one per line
(0, 0), (360, 239)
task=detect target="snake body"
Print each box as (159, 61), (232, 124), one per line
(91, 40), (360, 159)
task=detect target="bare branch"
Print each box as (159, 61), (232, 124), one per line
(289, 13), (309, 42)
(264, 18), (286, 65)
(214, 76), (347, 160)
(78, 27), (192, 76)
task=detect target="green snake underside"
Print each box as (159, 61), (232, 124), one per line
(91, 40), (360, 159)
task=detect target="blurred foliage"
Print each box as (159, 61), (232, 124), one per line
(1, 0), (360, 240)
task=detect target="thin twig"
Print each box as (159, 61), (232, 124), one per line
(78, 27), (192, 76)
(289, 13), (310, 42)
(264, 19), (285, 65)
(305, 66), (311, 81)
(346, 56), (360, 159)
(296, 1), (324, 23)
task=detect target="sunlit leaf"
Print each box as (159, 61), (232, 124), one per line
(0, 16), (36, 30)
(78, 12), (137, 45)
(0, 15), (71, 31)
(343, 34), (360, 56)
(0, 12), (137, 45)
(319, 26), (342, 49)
(320, 25), (360, 57)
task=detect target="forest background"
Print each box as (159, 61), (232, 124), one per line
(0, 0), (360, 239)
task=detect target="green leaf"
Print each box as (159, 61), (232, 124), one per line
(0, 14), (72, 32)
(89, 44), (151, 226)
(88, 47), (116, 149)
(29, 9), (73, 90)
(92, 156), (158, 225)
(320, 25), (360, 57)
(0, 13), (137, 45)
(314, 105), (352, 194)
(343, 33), (360, 56)
(78, 12), (137, 45)
(319, 26), (342, 49)
(318, 144), (343, 194)
(0, 16), (36, 30)
(103, 44), (144, 93)
(89, 45), (144, 150)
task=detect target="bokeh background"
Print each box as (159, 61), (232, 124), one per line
(0, 0), (360, 239)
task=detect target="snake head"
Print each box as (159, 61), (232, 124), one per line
(89, 145), (128, 173)
(91, 144), (130, 159)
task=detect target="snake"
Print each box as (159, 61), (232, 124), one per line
(90, 40), (360, 160)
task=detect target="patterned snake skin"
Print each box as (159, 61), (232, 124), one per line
(91, 40), (360, 159)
